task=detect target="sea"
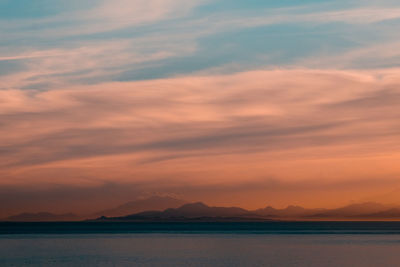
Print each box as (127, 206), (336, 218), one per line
(1, 221), (400, 266)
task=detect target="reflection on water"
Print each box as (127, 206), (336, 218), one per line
(1, 234), (400, 267)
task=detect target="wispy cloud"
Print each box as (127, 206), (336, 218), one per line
(212, 7), (400, 30)
(0, 0), (206, 36)
(0, 38), (197, 90)
(298, 41), (400, 69)
(2, 1), (400, 88)
(1, 69), (400, 189)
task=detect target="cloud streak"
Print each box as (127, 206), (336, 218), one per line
(2, 0), (400, 90)
(1, 69), (400, 191)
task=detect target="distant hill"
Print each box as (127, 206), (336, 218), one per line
(253, 202), (399, 219)
(357, 208), (400, 219)
(4, 212), (79, 222)
(95, 202), (400, 222)
(305, 202), (394, 218)
(96, 202), (264, 221)
(6, 201), (400, 222)
(92, 196), (187, 218)
(254, 205), (327, 218)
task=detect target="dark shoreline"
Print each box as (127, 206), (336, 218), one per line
(3, 221), (400, 235)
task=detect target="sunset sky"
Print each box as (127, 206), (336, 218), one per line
(1, 0), (400, 217)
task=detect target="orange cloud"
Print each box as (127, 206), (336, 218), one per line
(1, 69), (400, 213)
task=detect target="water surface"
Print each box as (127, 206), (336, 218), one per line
(1, 222), (400, 266)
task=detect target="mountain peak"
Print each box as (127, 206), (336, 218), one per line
(5, 212), (78, 222)
(180, 202), (209, 209)
(285, 205), (306, 211)
(93, 196), (186, 217)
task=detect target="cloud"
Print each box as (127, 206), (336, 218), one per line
(295, 7), (400, 24)
(299, 42), (400, 69)
(1, 69), (400, 191)
(0, 0), (205, 36)
(2, 1), (400, 88)
(189, 6), (400, 35)
(0, 38), (196, 90)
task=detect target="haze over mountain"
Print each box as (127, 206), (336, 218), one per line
(4, 201), (400, 222)
(255, 205), (327, 218)
(306, 202), (393, 218)
(93, 196), (187, 218)
(95, 202), (400, 222)
(4, 212), (79, 222)
(356, 208), (400, 219)
(97, 202), (260, 221)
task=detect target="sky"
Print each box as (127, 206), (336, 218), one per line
(1, 0), (400, 217)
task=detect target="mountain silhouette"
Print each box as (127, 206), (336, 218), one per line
(5, 201), (400, 222)
(96, 202), (261, 221)
(161, 202), (251, 217)
(92, 196), (187, 217)
(254, 205), (326, 217)
(357, 208), (400, 219)
(4, 212), (79, 222)
(306, 202), (393, 218)
(95, 202), (400, 221)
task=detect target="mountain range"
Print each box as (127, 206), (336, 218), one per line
(4, 212), (79, 222)
(4, 197), (400, 222)
(92, 196), (186, 218)
(2, 196), (185, 222)
(99, 202), (259, 222)
(95, 201), (400, 222)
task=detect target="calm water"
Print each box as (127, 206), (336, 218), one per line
(1, 222), (400, 266)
